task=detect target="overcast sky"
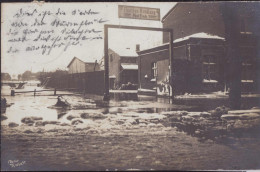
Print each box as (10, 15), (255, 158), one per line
(1, 2), (176, 78)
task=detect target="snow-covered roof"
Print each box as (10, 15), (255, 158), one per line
(174, 32), (225, 43)
(138, 32), (225, 54)
(121, 63), (138, 70)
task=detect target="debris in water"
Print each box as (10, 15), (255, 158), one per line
(24, 130), (34, 134)
(8, 122), (19, 128)
(209, 106), (229, 118)
(43, 121), (60, 125)
(21, 116), (43, 125)
(21, 117), (35, 125)
(80, 113), (107, 120)
(35, 121), (45, 127)
(1, 115), (8, 121)
(55, 96), (70, 107)
(60, 123), (70, 126)
(67, 115), (79, 121)
(71, 119), (83, 125)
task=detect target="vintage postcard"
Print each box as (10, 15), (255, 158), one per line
(1, 2), (260, 171)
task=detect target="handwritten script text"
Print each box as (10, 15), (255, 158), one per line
(6, 7), (108, 55)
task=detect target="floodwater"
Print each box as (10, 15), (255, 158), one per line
(1, 85), (260, 171)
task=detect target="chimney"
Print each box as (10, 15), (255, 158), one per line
(136, 44), (140, 52)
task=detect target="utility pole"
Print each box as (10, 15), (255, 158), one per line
(220, 2), (242, 109)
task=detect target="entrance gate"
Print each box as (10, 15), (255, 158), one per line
(103, 24), (174, 101)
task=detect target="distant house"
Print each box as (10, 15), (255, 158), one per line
(67, 57), (100, 74)
(99, 48), (138, 89)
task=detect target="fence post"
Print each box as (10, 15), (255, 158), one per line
(34, 89), (36, 97)
(54, 88), (57, 96)
(11, 90), (15, 96)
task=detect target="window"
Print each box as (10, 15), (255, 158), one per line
(202, 55), (218, 81)
(241, 56), (254, 82)
(240, 17), (253, 34)
(151, 62), (158, 79)
(240, 18), (246, 33)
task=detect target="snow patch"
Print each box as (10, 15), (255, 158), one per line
(173, 32), (225, 43)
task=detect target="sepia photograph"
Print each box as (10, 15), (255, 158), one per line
(1, 1), (260, 171)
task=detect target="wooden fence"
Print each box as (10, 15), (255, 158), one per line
(46, 71), (105, 95)
(11, 88), (79, 96)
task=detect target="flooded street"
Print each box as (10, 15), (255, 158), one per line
(1, 86), (260, 171)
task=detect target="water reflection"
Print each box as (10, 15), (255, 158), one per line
(110, 92), (138, 101)
(56, 109), (68, 119)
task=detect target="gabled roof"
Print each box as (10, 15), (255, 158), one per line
(67, 57), (96, 68)
(67, 57), (84, 68)
(162, 3), (179, 22)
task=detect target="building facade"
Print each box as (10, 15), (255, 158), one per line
(162, 2), (259, 43)
(138, 2), (259, 96)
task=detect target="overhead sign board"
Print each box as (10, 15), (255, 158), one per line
(118, 5), (160, 21)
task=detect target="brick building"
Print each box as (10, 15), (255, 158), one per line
(138, 2), (259, 96)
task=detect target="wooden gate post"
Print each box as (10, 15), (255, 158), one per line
(169, 30), (174, 102)
(103, 24), (173, 102)
(103, 25), (110, 101)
